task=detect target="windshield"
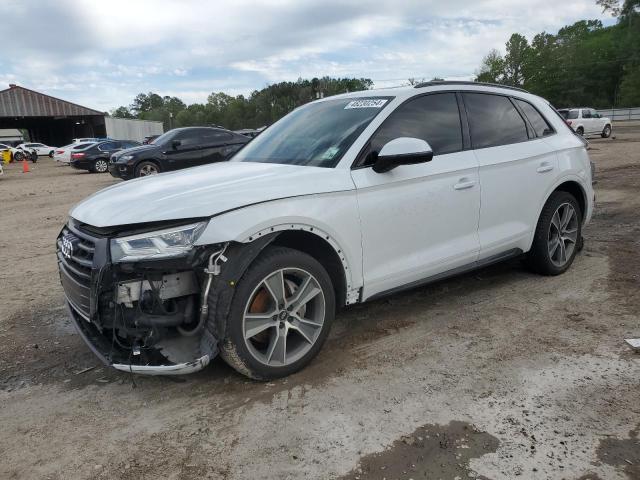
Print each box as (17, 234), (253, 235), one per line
(150, 130), (178, 146)
(233, 97), (392, 168)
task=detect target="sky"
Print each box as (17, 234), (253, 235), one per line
(0, 0), (613, 112)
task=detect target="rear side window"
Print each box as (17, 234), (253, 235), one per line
(370, 93), (463, 158)
(200, 130), (233, 144)
(99, 142), (118, 151)
(515, 99), (554, 137)
(463, 93), (529, 149)
(175, 129), (201, 146)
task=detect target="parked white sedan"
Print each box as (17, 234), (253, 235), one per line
(558, 108), (612, 138)
(16, 142), (56, 157)
(53, 142), (96, 163)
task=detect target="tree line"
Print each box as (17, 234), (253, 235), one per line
(475, 0), (639, 108)
(111, 77), (373, 131)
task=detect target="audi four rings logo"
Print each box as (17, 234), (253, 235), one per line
(61, 235), (75, 259)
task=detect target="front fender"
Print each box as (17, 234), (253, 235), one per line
(196, 191), (363, 296)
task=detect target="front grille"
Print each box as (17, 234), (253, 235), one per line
(57, 225), (97, 319)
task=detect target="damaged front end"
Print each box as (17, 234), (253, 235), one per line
(56, 219), (229, 375)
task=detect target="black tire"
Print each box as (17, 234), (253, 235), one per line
(220, 246), (335, 380)
(576, 126), (584, 136)
(48, 150), (54, 158)
(93, 158), (109, 173)
(13, 151), (23, 162)
(601, 124), (612, 138)
(526, 191), (582, 276)
(135, 160), (160, 177)
(30, 151), (37, 163)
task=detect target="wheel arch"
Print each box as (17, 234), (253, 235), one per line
(552, 180), (587, 221)
(526, 177), (590, 253)
(269, 229), (349, 308)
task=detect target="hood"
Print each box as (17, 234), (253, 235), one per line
(70, 161), (354, 227)
(116, 144), (156, 157)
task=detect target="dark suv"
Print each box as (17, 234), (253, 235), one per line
(70, 140), (141, 173)
(108, 127), (250, 179)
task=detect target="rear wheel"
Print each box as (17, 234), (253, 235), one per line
(601, 124), (612, 138)
(526, 191), (582, 275)
(135, 161), (160, 177)
(94, 159), (109, 173)
(48, 150), (54, 158)
(220, 246), (335, 380)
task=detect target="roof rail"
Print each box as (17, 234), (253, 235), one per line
(413, 80), (529, 93)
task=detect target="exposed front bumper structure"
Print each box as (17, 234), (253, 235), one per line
(58, 220), (220, 375)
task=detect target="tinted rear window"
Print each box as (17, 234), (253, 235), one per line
(463, 93), (529, 149)
(515, 99), (554, 137)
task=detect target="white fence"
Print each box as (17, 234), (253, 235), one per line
(596, 107), (640, 121)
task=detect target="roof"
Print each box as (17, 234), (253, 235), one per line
(0, 85), (104, 117)
(318, 81), (540, 105)
(413, 80), (529, 93)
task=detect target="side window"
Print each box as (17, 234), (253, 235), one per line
(582, 109), (592, 119)
(463, 93), (529, 149)
(175, 130), (201, 146)
(567, 110), (579, 120)
(367, 93), (462, 164)
(514, 99), (554, 137)
(99, 142), (118, 151)
(200, 130), (233, 144)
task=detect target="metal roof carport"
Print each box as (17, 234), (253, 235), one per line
(0, 84), (108, 146)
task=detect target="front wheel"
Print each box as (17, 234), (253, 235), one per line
(49, 150), (55, 158)
(13, 151), (23, 162)
(220, 246), (335, 380)
(601, 124), (612, 138)
(526, 191), (582, 275)
(576, 126), (584, 136)
(135, 161), (160, 177)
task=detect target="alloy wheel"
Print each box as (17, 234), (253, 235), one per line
(242, 268), (325, 367)
(95, 160), (108, 173)
(548, 202), (579, 267)
(139, 164), (158, 176)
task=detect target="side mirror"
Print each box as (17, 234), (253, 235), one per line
(172, 139), (182, 150)
(373, 137), (434, 173)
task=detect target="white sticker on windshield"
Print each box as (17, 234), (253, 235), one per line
(344, 99), (388, 109)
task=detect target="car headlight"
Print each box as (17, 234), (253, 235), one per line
(110, 222), (207, 263)
(120, 154), (134, 161)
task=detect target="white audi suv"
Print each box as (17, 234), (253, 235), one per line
(57, 81), (594, 379)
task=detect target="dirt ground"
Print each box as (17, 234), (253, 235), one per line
(0, 126), (639, 480)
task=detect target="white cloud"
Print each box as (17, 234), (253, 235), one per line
(0, 0), (611, 108)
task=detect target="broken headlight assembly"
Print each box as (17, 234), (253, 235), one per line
(110, 221), (207, 263)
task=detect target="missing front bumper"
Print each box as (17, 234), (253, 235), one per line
(66, 300), (216, 375)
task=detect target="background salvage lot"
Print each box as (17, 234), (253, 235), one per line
(1, 127), (639, 480)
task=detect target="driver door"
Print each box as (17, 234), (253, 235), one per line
(351, 92), (480, 299)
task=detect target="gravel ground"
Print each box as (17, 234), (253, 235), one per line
(0, 125), (639, 480)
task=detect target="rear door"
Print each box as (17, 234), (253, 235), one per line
(199, 129), (233, 165)
(352, 92), (481, 298)
(463, 92), (558, 260)
(97, 141), (121, 157)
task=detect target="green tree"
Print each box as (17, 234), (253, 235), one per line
(111, 106), (134, 118)
(476, 49), (505, 83)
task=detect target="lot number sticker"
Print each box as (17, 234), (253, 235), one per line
(344, 99), (388, 109)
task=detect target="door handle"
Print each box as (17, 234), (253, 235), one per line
(453, 179), (475, 190)
(537, 162), (553, 173)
